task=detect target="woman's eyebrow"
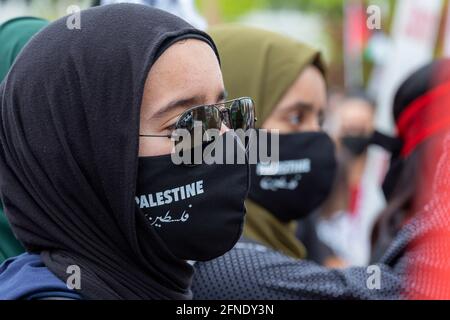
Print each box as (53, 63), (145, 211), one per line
(285, 102), (314, 113)
(152, 90), (227, 119)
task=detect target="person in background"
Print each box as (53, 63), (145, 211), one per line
(371, 59), (450, 299)
(310, 93), (378, 267)
(371, 59), (450, 264)
(0, 16), (49, 264)
(202, 25), (337, 260)
(192, 55), (450, 299)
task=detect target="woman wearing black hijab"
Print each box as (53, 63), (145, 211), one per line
(371, 59), (450, 262)
(0, 4), (251, 299)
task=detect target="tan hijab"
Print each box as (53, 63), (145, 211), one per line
(209, 25), (326, 259)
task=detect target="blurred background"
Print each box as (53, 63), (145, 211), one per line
(1, 0), (449, 94)
(1, 0), (449, 267)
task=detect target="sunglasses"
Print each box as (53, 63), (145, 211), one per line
(140, 97), (256, 143)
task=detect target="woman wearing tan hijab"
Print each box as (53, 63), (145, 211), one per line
(191, 28), (450, 300)
(208, 25), (337, 260)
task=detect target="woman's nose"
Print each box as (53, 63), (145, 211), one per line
(310, 122), (321, 132)
(301, 120), (321, 132)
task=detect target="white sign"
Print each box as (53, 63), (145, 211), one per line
(363, 0), (443, 265)
(445, 4), (450, 57)
(100, 0), (207, 30)
(375, 0), (443, 132)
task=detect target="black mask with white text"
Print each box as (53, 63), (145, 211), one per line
(248, 132), (337, 222)
(136, 133), (250, 261)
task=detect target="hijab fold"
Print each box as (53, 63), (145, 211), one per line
(209, 25), (325, 259)
(0, 4), (218, 299)
(244, 200), (306, 259)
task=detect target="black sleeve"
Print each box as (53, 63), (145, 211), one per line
(296, 212), (335, 265)
(192, 242), (403, 300)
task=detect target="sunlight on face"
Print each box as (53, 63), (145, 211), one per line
(337, 98), (375, 138)
(139, 39), (225, 157)
(262, 66), (327, 134)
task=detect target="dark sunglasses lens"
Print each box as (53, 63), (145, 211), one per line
(192, 106), (222, 133)
(177, 106), (222, 147)
(230, 98), (254, 130)
(179, 106), (222, 132)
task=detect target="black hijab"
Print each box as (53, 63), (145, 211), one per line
(0, 4), (219, 299)
(393, 59), (450, 122)
(371, 59), (450, 260)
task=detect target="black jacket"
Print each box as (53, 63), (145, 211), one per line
(192, 134), (450, 300)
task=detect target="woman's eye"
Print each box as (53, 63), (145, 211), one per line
(289, 113), (303, 126)
(318, 114), (325, 128)
(163, 123), (177, 134)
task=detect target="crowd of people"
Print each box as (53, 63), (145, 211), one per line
(0, 1), (449, 300)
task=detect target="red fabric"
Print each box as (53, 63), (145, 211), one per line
(397, 82), (450, 157)
(398, 75), (450, 299)
(348, 185), (360, 217)
(405, 133), (450, 299)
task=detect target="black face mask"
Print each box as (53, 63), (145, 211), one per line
(136, 134), (249, 262)
(341, 135), (371, 156)
(382, 156), (404, 201)
(248, 131), (337, 222)
(370, 131), (404, 201)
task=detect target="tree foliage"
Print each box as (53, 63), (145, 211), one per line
(196, 0), (345, 21)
